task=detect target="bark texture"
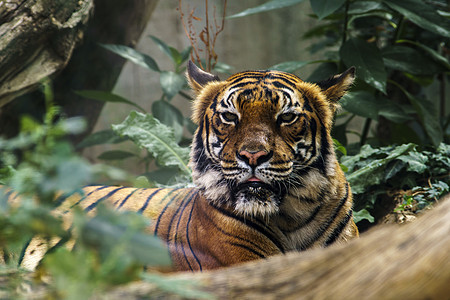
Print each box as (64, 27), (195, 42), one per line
(0, 0), (158, 144)
(0, 0), (93, 106)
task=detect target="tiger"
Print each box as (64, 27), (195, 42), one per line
(1, 61), (358, 272)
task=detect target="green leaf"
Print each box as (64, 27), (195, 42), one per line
(397, 40), (450, 70)
(377, 99), (413, 123)
(112, 111), (191, 175)
(180, 46), (193, 64)
(382, 46), (443, 75)
(353, 209), (374, 223)
(310, 0), (346, 19)
(384, 160), (406, 181)
(100, 44), (160, 72)
(307, 62), (338, 82)
(81, 208), (172, 267)
(97, 150), (136, 161)
(77, 130), (126, 149)
(269, 60), (316, 73)
(227, 0), (305, 19)
(397, 151), (428, 173)
(340, 38), (387, 93)
(391, 82), (443, 146)
(383, 0), (450, 38)
(150, 36), (183, 66)
(152, 100), (184, 142)
(160, 71), (186, 100)
(348, 1), (384, 14)
(340, 91), (378, 119)
(346, 143), (416, 193)
(74, 90), (146, 112)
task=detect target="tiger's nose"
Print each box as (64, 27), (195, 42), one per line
(237, 150), (273, 167)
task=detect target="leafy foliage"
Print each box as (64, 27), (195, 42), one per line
(231, 0), (450, 149)
(78, 37), (196, 185)
(0, 83), (189, 299)
(341, 143), (450, 223)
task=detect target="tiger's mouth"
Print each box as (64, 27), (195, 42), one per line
(234, 181), (278, 195)
(231, 178), (282, 216)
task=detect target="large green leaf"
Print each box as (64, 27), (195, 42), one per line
(269, 60), (317, 73)
(74, 90), (146, 112)
(307, 62), (338, 82)
(160, 71), (186, 100)
(392, 82), (443, 147)
(345, 143), (416, 193)
(77, 130), (127, 149)
(398, 151), (428, 173)
(150, 36), (185, 66)
(348, 1), (384, 14)
(377, 100), (413, 123)
(340, 91), (379, 119)
(152, 100), (184, 142)
(227, 0), (305, 19)
(382, 46), (443, 75)
(397, 40), (450, 70)
(353, 208), (374, 223)
(383, 0), (450, 38)
(112, 111), (191, 175)
(340, 38), (387, 93)
(100, 44), (160, 72)
(310, 0), (346, 19)
(97, 150), (136, 161)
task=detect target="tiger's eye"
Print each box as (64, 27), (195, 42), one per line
(279, 112), (297, 124)
(221, 112), (238, 123)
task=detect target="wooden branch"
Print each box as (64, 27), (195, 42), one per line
(0, 0), (159, 144)
(0, 0), (93, 107)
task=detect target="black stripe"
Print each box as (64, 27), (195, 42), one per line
(201, 202), (268, 257)
(174, 190), (198, 271)
(138, 188), (163, 212)
(85, 186), (127, 212)
(186, 194), (203, 271)
(153, 189), (181, 236)
(324, 210), (353, 246)
(54, 188), (84, 208)
(270, 80), (295, 94)
(68, 185), (110, 211)
(300, 182), (349, 250)
(229, 242), (266, 259)
(281, 204), (322, 233)
(115, 188), (139, 209)
(165, 190), (195, 245)
(209, 203), (285, 253)
(18, 238), (32, 267)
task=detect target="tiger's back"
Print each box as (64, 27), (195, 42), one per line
(14, 185), (285, 271)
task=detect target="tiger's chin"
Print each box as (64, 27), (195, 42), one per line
(232, 181), (282, 218)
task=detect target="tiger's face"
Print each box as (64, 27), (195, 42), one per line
(187, 61), (354, 217)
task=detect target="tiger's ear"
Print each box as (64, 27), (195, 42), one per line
(186, 60), (220, 95)
(317, 67), (355, 102)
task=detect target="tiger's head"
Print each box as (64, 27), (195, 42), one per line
(187, 61), (355, 218)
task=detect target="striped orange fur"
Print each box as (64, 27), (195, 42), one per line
(3, 61), (359, 271)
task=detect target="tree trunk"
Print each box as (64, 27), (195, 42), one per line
(0, 0), (159, 144)
(0, 0), (93, 107)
